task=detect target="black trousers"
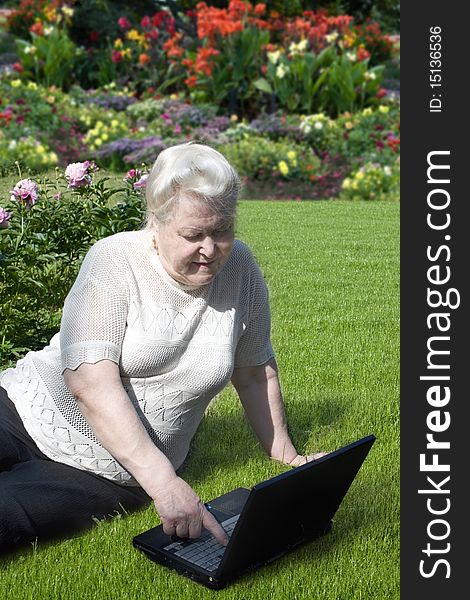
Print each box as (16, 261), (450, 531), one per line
(0, 386), (150, 555)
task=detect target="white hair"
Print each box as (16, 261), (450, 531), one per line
(145, 142), (241, 228)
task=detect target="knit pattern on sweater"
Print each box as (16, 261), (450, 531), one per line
(0, 232), (274, 484)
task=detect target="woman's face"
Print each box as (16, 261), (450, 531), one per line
(155, 197), (235, 287)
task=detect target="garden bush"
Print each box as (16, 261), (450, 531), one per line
(0, 165), (145, 366)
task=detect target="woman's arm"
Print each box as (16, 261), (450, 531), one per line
(231, 357), (325, 466)
(63, 360), (228, 544)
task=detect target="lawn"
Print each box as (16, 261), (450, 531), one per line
(0, 199), (399, 600)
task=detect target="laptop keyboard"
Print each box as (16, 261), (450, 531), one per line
(163, 514), (240, 572)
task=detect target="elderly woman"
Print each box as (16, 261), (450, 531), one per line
(0, 143), (323, 553)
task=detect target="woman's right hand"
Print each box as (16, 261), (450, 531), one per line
(152, 475), (229, 546)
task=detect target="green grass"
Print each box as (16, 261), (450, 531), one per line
(0, 199), (399, 600)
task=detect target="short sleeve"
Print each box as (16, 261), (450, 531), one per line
(234, 255), (275, 368)
(60, 237), (130, 372)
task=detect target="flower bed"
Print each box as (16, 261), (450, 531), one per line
(0, 1), (399, 200)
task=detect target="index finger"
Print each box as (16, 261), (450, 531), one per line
(202, 508), (229, 546)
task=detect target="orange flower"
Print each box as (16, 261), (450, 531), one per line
(357, 46), (371, 61)
(30, 20), (44, 36)
(194, 46), (220, 76)
(163, 33), (184, 58)
(185, 75), (198, 88)
(139, 53), (150, 65)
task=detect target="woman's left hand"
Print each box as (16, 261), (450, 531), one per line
(287, 452), (329, 467)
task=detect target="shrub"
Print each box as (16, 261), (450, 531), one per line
(0, 167), (145, 365)
(341, 159), (399, 201)
(217, 135), (320, 182)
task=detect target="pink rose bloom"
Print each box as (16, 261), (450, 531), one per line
(0, 206), (12, 227)
(65, 161), (93, 188)
(10, 178), (39, 207)
(133, 173), (149, 190)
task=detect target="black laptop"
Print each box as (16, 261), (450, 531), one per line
(132, 434), (375, 590)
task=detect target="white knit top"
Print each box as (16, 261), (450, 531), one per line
(0, 231), (274, 485)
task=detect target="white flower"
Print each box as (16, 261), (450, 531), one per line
(314, 121), (323, 130)
(346, 52), (357, 62)
(325, 32), (339, 43)
(267, 50), (281, 64)
(384, 166), (392, 176)
(276, 64), (287, 79)
(288, 39), (308, 55)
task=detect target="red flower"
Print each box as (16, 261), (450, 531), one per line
(139, 53), (150, 66)
(376, 88), (387, 99)
(111, 50), (123, 63)
(89, 31), (99, 42)
(141, 15), (152, 28)
(13, 62), (24, 73)
(118, 16), (132, 30)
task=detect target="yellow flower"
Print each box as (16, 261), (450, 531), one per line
(111, 119), (119, 129)
(278, 161), (289, 176)
(101, 133), (109, 141)
(355, 171), (365, 180)
(345, 121), (353, 130)
(46, 95), (55, 104)
(37, 144), (45, 154)
(95, 138), (103, 147)
(11, 79), (22, 88)
(287, 150), (296, 161)
(230, 114), (238, 123)
(342, 178), (351, 190)
(379, 105), (390, 114)
(114, 38), (123, 49)
(44, 6), (57, 22)
(27, 81), (38, 90)
(49, 152), (58, 164)
(362, 108), (373, 116)
(352, 181), (359, 190)
(62, 6), (74, 18)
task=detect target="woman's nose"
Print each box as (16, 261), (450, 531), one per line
(200, 236), (216, 257)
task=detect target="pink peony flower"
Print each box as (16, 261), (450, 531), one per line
(0, 206), (12, 227)
(65, 161), (94, 188)
(124, 168), (142, 181)
(133, 173), (149, 190)
(10, 179), (39, 207)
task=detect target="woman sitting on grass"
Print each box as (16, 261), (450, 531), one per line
(0, 142), (324, 554)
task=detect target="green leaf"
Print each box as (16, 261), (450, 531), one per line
(253, 78), (273, 94)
